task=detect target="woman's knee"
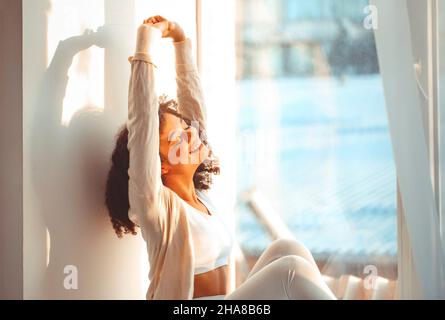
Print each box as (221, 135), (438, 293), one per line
(273, 255), (336, 300)
(273, 255), (314, 277)
(267, 255), (319, 289)
(269, 238), (314, 262)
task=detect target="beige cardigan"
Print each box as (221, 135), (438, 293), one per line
(126, 24), (210, 300)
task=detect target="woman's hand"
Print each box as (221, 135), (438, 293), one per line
(144, 15), (186, 42)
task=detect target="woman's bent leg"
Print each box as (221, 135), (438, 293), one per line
(247, 238), (319, 279)
(225, 255), (336, 300)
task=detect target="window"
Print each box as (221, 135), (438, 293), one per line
(235, 0), (397, 293)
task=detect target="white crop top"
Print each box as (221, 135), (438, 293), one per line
(181, 191), (234, 275)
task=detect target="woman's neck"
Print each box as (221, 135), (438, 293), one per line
(163, 173), (199, 204)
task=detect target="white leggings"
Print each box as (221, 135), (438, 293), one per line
(223, 238), (337, 300)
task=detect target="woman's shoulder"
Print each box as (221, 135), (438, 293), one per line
(161, 186), (182, 203)
(196, 189), (218, 212)
(195, 188), (207, 195)
(161, 187), (217, 214)
(196, 189), (210, 202)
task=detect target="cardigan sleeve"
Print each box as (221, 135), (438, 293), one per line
(127, 24), (164, 230)
(173, 39), (207, 133)
(127, 25), (196, 300)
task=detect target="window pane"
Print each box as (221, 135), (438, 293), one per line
(236, 0), (397, 296)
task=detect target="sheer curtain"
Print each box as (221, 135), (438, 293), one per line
(372, 0), (445, 299)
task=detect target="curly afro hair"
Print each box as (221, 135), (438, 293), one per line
(105, 96), (220, 238)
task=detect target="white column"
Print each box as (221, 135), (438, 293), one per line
(199, 0), (237, 292)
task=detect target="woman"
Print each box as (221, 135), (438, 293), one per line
(105, 15), (336, 300)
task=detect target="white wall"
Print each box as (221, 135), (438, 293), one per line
(23, 0), (147, 299)
(0, 0), (23, 300)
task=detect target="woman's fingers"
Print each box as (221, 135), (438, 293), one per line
(155, 15), (166, 22)
(143, 16), (166, 25)
(143, 16), (171, 36)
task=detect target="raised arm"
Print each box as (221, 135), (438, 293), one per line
(127, 23), (164, 229)
(144, 17), (207, 131)
(172, 24), (207, 132)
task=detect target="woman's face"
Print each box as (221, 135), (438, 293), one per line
(159, 113), (209, 177)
